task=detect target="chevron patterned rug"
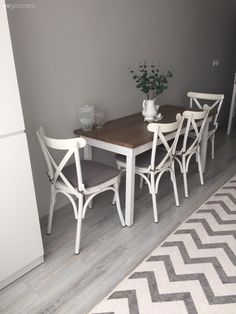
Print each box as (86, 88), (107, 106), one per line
(90, 176), (236, 314)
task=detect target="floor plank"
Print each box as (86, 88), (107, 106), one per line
(1, 127), (236, 314)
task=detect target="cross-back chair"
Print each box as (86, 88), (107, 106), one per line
(174, 106), (210, 198)
(37, 127), (125, 255)
(187, 92), (224, 159)
(115, 114), (183, 223)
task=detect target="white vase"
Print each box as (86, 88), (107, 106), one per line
(142, 99), (159, 122)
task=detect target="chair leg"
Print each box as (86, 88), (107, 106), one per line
(139, 176), (144, 189)
(139, 174), (150, 189)
(86, 196), (93, 209)
(197, 151), (204, 185)
(112, 165), (122, 204)
(112, 194), (116, 205)
(182, 155), (189, 198)
(47, 185), (56, 235)
(211, 134), (215, 160)
(170, 166), (179, 207)
(150, 172), (158, 223)
(75, 194), (84, 255)
(113, 183), (125, 226)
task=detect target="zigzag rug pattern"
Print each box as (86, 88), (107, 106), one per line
(90, 177), (236, 314)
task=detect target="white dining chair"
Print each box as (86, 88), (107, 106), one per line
(187, 92), (224, 159)
(115, 114), (183, 223)
(37, 127), (125, 255)
(174, 106), (210, 198)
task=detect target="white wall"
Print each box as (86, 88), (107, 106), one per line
(6, 0), (236, 217)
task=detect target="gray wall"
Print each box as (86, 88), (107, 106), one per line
(6, 0), (236, 217)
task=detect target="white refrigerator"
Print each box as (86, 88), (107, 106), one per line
(0, 1), (44, 289)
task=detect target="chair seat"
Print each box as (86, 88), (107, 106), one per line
(62, 160), (120, 188)
(115, 148), (167, 168)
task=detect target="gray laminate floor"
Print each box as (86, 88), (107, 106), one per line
(1, 127), (236, 314)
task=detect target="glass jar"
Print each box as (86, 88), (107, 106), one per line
(78, 104), (95, 131)
(94, 110), (105, 128)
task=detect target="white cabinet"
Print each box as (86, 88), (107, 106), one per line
(0, 0), (44, 289)
(0, 133), (44, 289)
(0, 0), (25, 136)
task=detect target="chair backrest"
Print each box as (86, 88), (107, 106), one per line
(147, 114), (184, 171)
(187, 91), (224, 131)
(37, 127), (86, 192)
(181, 105), (210, 155)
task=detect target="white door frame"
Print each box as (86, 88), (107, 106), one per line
(227, 73), (236, 135)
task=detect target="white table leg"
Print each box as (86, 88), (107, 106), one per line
(125, 153), (135, 226)
(84, 145), (92, 160)
(200, 121), (209, 173)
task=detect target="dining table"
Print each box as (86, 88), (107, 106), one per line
(74, 104), (212, 226)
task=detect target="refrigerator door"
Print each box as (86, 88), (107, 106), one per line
(0, 133), (44, 288)
(0, 1), (25, 136)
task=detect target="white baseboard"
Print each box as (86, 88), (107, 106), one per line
(0, 256), (44, 290)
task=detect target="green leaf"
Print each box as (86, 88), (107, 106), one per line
(129, 62), (173, 96)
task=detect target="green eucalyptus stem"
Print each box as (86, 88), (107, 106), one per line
(129, 62), (173, 100)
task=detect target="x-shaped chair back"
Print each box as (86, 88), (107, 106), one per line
(181, 106), (210, 155)
(147, 113), (184, 171)
(37, 127), (86, 194)
(188, 92), (224, 132)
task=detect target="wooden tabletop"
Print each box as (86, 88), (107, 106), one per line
(73, 104), (211, 149)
